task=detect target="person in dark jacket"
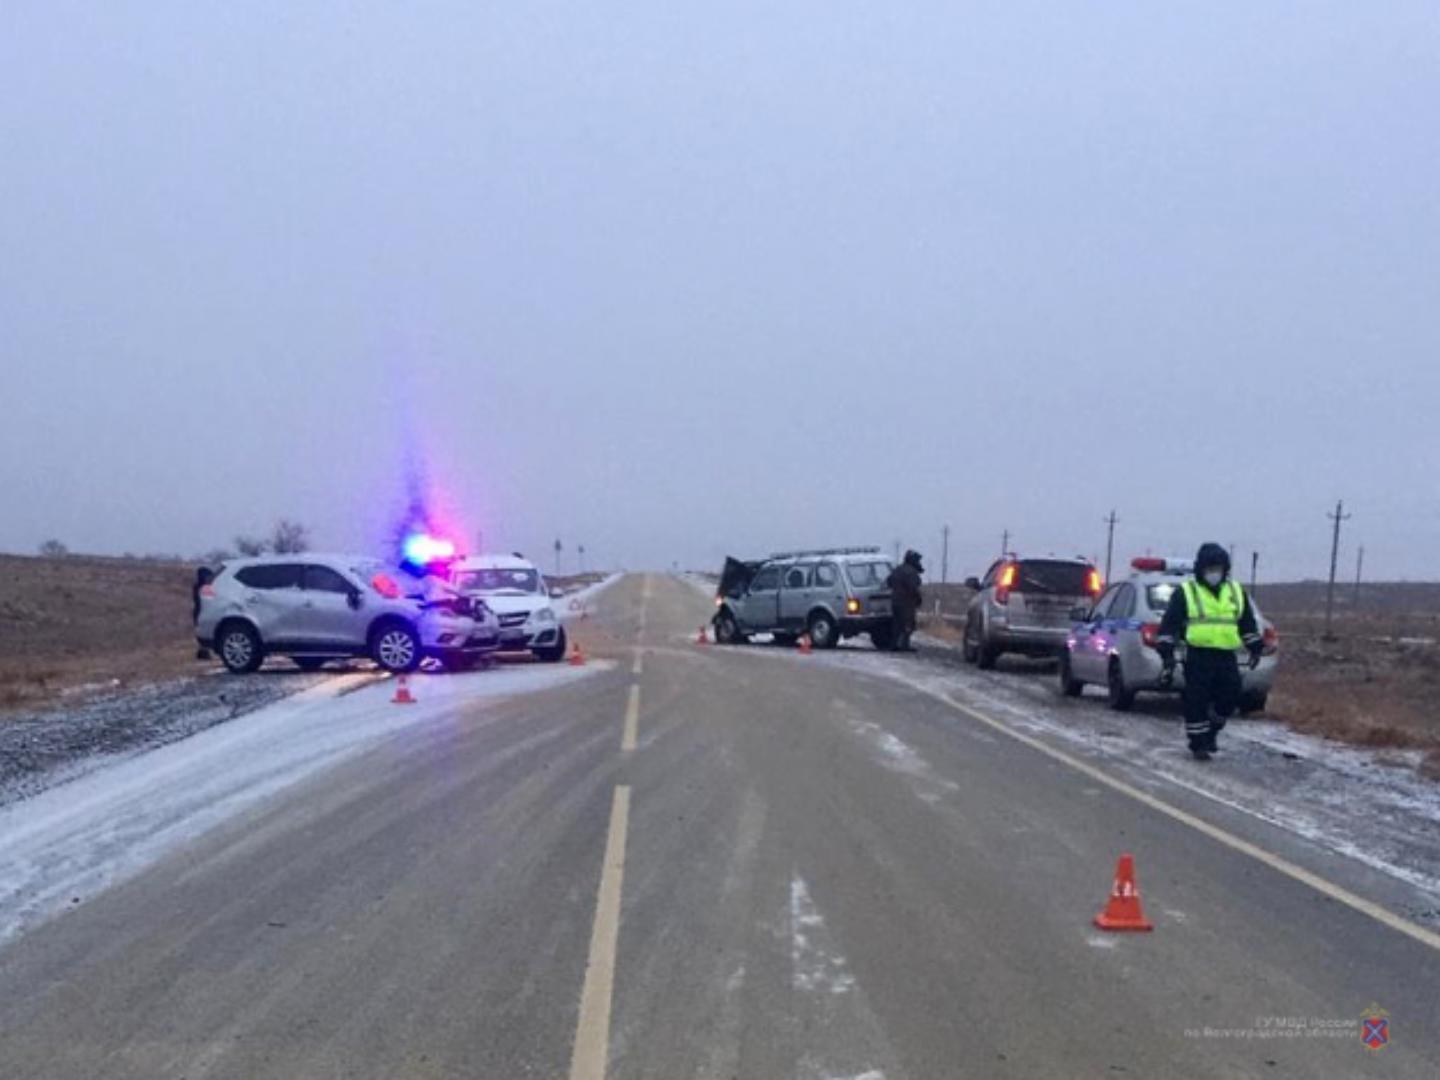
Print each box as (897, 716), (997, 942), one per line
(1155, 543), (1262, 760)
(193, 566), (215, 660)
(886, 550), (925, 652)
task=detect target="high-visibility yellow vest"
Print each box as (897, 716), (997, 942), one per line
(1181, 579), (1245, 650)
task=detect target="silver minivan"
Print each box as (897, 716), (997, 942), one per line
(712, 548), (895, 649)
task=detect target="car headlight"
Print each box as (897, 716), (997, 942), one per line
(533, 608), (556, 624)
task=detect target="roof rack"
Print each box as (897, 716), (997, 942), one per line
(767, 546), (882, 560)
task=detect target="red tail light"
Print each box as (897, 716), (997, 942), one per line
(1140, 623), (1160, 649)
(1262, 625), (1280, 653)
(1085, 569), (1103, 597)
(995, 563), (1018, 605)
(200, 584), (216, 598)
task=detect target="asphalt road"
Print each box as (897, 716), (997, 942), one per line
(1, 574), (1436, 1078)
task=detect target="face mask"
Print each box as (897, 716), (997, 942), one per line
(1203, 570), (1224, 588)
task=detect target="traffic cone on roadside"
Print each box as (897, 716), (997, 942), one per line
(797, 634), (813, 654)
(696, 625), (709, 645)
(391, 675), (417, 705)
(1093, 853), (1154, 932)
(569, 641), (586, 666)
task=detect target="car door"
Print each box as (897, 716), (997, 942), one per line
(778, 564), (816, 629)
(739, 565), (781, 630)
(299, 563), (365, 648)
(1070, 585), (1118, 682)
(812, 562), (846, 619)
(233, 563), (305, 643)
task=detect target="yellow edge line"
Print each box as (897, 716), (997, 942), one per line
(933, 688), (1440, 953)
(568, 785), (632, 1080)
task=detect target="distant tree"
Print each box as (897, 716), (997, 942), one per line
(271, 519), (310, 554)
(38, 539), (69, 558)
(234, 535), (268, 557)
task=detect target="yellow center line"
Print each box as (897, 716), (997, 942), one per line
(622, 684), (640, 752)
(567, 785), (631, 1080)
(933, 688), (1440, 954)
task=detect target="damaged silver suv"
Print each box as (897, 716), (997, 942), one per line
(711, 548), (895, 649)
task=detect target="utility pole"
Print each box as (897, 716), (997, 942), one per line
(1103, 510), (1119, 583)
(1324, 500), (1351, 639)
(1001, 528), (1010, 558)
(554, 537), (563, 576)
(893, 539), (901, 563)
(1353, 544), (1364, 608)
(940, 525), (950, 585)
(578, 543), (586, 574)
(1250, 551), (1259, 593)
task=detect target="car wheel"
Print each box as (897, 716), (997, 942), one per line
(714, 610), (746, 645)
(807, 611), (839, 649)
(294, 657), (326, 672)
(976, 628), (1000, 670)
(1058, 652), (1084, 697)
(217, 622), (264, 674)
(1239, 690), (1268, 716)
(1107, 658), (1136, 712)
(535, 628), (567, 663)
(371, 621), (421, 673)
(962, 618), (980, 664)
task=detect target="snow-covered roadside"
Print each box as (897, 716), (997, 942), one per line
(554, 572), (623, 620)
(808, 638), (1440, 920)
(0, 661), (608, 947)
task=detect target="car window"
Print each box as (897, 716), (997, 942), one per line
(981, 561), (1000, 587)
(303, 565), (353, 594)
(1147, 582), (1179, 614)
(846, 561), (893, 588)
(1015, 560), (1092, 596)
(750, 566), (780, 592)
(1090, 586), (1120, 620)
(783, 566), (811, 589)
(235, 563), (302, 590)
(1109, 583), (1136, 620)
(814, 563), (838, 588)
(453, 567), (541, 594)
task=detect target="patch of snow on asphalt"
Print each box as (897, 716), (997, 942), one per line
(790, 875), (855, 995)
(0, 662), (607, 947)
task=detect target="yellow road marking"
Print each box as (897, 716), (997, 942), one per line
(934, 689), (1440, 953)
(622, 685), (640, 752)
(568, 785), (632, 1080)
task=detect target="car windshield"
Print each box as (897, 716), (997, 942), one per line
(845, 561), (893, 587)
(453, 567), (542, 595)
(1147, 582), (1179, 613)
(1015, 560), (1091, 595)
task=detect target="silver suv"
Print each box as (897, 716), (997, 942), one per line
(197, 554), (501, 674)
(712, 548), (895, 649)
(962, 555), (1102, 668)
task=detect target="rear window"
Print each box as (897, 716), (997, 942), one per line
(234, 563), (302, 590)
(845, 561), (893, 587)
(1146, 583), (1179, 613)
(1014, 560), (1092, 596)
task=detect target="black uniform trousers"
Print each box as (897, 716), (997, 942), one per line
(1182, 647), (1241, 751)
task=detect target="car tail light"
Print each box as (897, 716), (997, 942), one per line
(1140, 623), (1161, 649)
(846, 598), (861, 614)
(995, 563), (1018, 605)
(1085, 568), (1103, 597)
(200, 584), (216, 598)
(1263, 625), (1280, 654)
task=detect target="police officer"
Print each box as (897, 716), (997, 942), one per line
(886, 550), (924, 652)
(192, 565), (215, 660)
(1155, 543), (1263, 760)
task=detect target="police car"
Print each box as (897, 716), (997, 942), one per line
(448, 553), (567, 662)
(1057, 556), (1280, 713)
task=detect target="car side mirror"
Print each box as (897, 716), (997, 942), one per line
(964, 577), (981, 591)
(1069, 604), (1090, 622)
(347, 590), (363, 610)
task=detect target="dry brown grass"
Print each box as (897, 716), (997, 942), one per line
(0, 554), (200, 714)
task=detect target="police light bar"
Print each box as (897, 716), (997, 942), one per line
(1131, 556), (1193, 574)
(403, 533), (457, 565)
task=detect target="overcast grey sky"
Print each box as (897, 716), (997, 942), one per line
(3, 2), (1437, 580)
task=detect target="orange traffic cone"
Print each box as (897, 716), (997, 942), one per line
(1093, 853), (1154, 932)
(696, 625), (709, 645)
(797, 634), (813, 654)
(569, 641), (586, 666)
(391, 675), (417, 705)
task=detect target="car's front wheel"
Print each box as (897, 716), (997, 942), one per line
(217, 622), (264, 674)
(714, 609), (746, 645)
(1058, 652), (1084, 697)
(807, 611), (839, 649)
(535, 628), (567, 663)
(371, 621), (421, 673)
